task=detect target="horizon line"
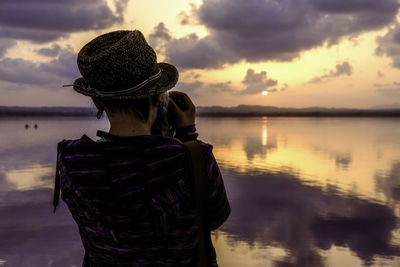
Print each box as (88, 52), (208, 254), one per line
(1, 104), (400, 110)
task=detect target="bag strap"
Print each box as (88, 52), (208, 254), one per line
(183, 140), (211, 267)
(53, 141), (64, 213)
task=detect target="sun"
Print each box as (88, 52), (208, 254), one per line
(262, 91), (269, 96)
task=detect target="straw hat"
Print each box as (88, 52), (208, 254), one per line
(72, 30), (178, 99)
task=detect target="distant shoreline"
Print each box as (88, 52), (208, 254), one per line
(196, 111), (400, 117)
(1, 106), (400, 117)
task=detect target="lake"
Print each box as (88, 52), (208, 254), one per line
(0, 116), (399, 267)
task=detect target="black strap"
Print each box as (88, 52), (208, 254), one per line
(183, 140), (211, 267)
(53, 141), (63, 213)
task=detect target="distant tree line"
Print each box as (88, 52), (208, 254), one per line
(1, 105), (400, 117)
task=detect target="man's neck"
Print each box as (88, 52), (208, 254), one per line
(107, 113), (152, 137)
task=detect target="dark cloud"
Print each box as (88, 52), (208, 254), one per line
(0, 38), (16, 58)
(374, 81), (400, 96)
(334, 62), (353, 75)
(240, 69), (278, 95)
(0, 27), (69, 43)
(113, 0), (129, 19)
(376, 23), (400, 68)
(280, 83), (289, 92)
(376, 88), (400, 96)
(165, 34), (230, 69)
(175, 80), (234, 97)
(174, 80), (205, 97)
(310, 62), (353, 83)
(163, 0), (398, 69)
(35, 43), (62, 57)
(310, 0), (398, 13)
(0, 0), (128, 43)
(175, 68), (281, 96)
(149, 22), (172, 53)
(269, 83), (289, 93)
(184, 72), (201, 80)
(177, 4), (198, 26)
(209, 82), (234, 93)
(177, 11), (191, 26)
(0, 47), (79, 87)
(150, 23), (171, 41)
(373, 82), (400, 88)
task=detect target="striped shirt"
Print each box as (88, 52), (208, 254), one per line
(56, 125), (230, 266)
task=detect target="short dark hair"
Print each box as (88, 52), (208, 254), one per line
(92, 95), (160, 122)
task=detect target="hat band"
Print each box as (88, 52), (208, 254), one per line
(66, 68), (162, 97)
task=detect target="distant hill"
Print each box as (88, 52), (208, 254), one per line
(1, 105), (400, 117)
(196, 105), (400, 117)
(370, 103), (400, 110)
(0, 106), (96, 117)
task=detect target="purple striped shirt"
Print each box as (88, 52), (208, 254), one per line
(56, 125), (230, 266)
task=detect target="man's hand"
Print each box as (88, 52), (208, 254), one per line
(168, 91), (196, 128)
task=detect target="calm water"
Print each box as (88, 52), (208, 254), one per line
(0, 116), (400, 267)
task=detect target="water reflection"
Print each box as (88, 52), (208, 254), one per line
(0, 188), (83, 267)
(243, 118), (278, 161)
(0, 117), (400, 266)
(199, 117), (400, 202)
(375, 161), (400, 203)
(218, 169), (399, 266)
(333, 152), (351, 170)
(3, 165), (53, 191)
(0, 117), (107, 266)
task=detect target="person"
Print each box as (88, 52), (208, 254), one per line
(53, 30), (230, 266)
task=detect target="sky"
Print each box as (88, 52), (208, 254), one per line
(0, 0), (400, 108)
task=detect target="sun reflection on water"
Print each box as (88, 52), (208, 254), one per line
(262, 117), (268, 146)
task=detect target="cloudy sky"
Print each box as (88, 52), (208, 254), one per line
(1, 0), (400, 108)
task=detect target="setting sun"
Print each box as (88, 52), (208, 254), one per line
(262, 91), (269, 96)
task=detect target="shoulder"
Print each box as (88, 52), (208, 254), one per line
(183, 139), (214, 162)
(57, 135), (101, 156)
(197, 139), (213, 154)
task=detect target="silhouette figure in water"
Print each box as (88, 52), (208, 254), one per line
(34, 124), (38, 130)
(25, 124), (29, 129)
(54, 30), (230, 267)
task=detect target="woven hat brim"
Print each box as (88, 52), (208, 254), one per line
(73, 62), (178, 99)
